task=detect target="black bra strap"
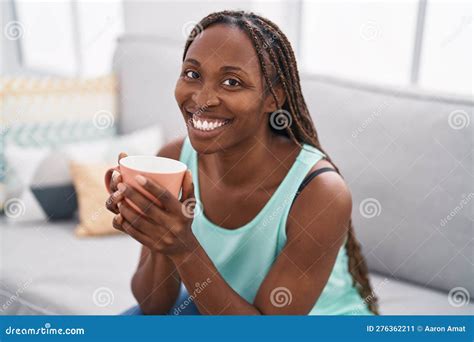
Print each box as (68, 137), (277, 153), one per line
(292, 167), (337, 205)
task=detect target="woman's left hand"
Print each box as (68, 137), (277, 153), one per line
(113, 170), (199, 257)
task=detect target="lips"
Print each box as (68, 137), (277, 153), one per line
(185, 109), (232, 121)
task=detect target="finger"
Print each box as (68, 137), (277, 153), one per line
(121, 219), (156, 248)
(181, 170), (194, 202)
(123, 218), (175, 252)
(118, 200), (166, 235)
(118, 152), (128, 163)
(105, 190), (124, 214)
(135, 175), (182, 214)
(117, 183), (167, 224)
(112, 213), (125, 232)
(110, 171), (122, 192)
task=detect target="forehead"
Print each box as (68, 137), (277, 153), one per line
(185, 24), (261, 73)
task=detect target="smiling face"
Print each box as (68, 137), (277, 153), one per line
(175, 24), (279, 153)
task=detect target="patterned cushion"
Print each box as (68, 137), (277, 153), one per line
(0, 75), (118, 213)
(69, 160), (120, 237)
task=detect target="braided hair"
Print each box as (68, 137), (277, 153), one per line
(182, 10), (379, 315)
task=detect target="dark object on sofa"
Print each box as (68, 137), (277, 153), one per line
(31, 184), (77, 220)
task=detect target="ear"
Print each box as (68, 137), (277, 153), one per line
(263, 83), (286, 113)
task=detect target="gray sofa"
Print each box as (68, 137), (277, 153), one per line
(1, 34), (472, 315)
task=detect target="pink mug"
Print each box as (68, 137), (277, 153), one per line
(105, 155), (187, 214)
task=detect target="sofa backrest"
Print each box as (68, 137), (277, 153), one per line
(115, 34), (473, 297)
(114, 35), (184, 139)
(301, 75), (473, 297)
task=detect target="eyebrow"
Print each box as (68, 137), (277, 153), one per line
(184, 58), (200, 66)
(184, 58), (249, 76)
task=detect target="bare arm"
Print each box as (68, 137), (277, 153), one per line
(130, 245), (180, 314)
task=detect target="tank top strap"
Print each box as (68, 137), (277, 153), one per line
(179, 136), (194, 166)
(277, 143), (327, 205)
(298, 143), (327, 166)
(179, 136), (201, 200)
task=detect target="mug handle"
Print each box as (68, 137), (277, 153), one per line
(104, 166), (120, 194)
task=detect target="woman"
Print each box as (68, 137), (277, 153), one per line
(107, 10), (379, 315)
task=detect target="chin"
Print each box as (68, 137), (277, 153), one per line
(189, 138), (226, 155)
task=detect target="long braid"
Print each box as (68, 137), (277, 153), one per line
(183, 10), (379, 315)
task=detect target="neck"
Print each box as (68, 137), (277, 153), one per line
(201, 128), (283, 188)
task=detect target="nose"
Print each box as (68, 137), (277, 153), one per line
(191, 85), (220, 110)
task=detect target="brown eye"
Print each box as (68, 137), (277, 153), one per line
(222, 78), (241, 87)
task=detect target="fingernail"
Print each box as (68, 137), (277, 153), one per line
(135, 175), (146, 185)
(117, 201), (122, 209)
(116, 214), (123, 224)
(117, 183), (126, 192)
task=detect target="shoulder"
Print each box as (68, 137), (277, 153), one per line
(287, 158), (352, 244)
(156, 136), (186, 160)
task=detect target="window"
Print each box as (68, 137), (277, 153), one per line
(12, 0), (123, 77)
(419, 1), (472, 94)
(300, 0), (472, 95)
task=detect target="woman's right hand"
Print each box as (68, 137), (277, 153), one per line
(105, 152), (128, 214)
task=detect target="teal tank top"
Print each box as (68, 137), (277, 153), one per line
(178, 136), (373, 315)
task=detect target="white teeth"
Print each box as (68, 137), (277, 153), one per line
(192, 115), (229, 131)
